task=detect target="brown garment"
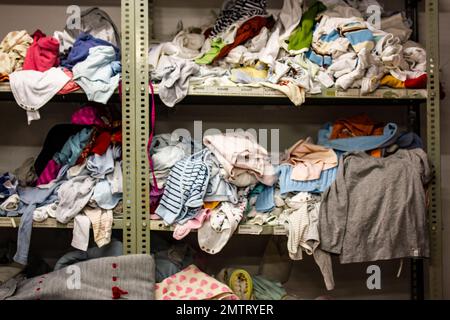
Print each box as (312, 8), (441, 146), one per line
(329, 114), (384, 140)
(213, 15), (275, 63)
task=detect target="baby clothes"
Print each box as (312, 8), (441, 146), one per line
(287, 1), (327, 52)
(54, 7), (120, 55)
(55, 175), (96, 224)
(203, 131), (276, 187)
(155, 150), (211, 225)
(277, 164), (338, 194)
(204, 153), (238, 204)
(23, 30), (60, 72)
(283, 137), (338, 181)
(83, 206), (113, 248)
(209, 0), (267, 38)
(279, 192), (334, 290)
(54, 128), (94, 167)
(0, 30), (32, 78)
(60, 33), (119, 70)
(154, 55), (200, 107)
(198, 189), (248, 254)
(71, 214), (91, 251)
(9, 68), (71, 124)
(155, 265), (238, 300)
(73, 45), (121, 104)
(173, 209), (211, 240)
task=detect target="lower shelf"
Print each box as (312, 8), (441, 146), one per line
(0, 217), (123, 229)
(149, 220), (286, 235)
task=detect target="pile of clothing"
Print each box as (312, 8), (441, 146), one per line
(0, 103), (123, 267)
(0, 7), (121, 124)
(151, 114), (430, 291)
(150, 0), (427, 106)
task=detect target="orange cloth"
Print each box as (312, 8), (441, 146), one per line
(329, 114), (384, 140)
(203, 201), (220, 210)
(0, 74), (8, 82)
(380, 75), (405, 88)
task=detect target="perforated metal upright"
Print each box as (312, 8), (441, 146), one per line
(425, 0), (442, 300)
(121, 0), (137, 254)
(134, 0), (151, 255)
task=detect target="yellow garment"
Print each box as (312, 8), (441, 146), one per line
(380, 75), (405, 88)
(203, 201), (220, 210)
(0, 30), (33, 76)
(230, 61), (268, 83)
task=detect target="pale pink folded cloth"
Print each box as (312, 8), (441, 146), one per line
(173, 209), (211, 240)
(283, 137), (338, 181)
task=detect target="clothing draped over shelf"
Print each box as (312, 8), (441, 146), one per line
(150, 113), (430, 291)
(0, 7), (121, 123)
(149, 0), (427, 106)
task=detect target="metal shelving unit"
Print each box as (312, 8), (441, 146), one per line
(137, 0), (442, 300)
(0, 1), (131, 254)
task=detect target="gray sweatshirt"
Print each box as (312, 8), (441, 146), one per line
(319, 148), (431, 264)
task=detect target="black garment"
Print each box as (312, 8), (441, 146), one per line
(34, 124), (87, 176)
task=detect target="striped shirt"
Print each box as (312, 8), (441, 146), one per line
(210, 0), (267, 37)
(156, 150), (211, 225)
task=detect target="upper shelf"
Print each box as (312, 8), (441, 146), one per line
(0, 82), (120, 102)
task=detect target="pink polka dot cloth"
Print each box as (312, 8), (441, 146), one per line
(155, 265), (239, 300)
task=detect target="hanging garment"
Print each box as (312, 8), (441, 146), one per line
(319, 149), (431, 263)
(279, 192), (334, 290)
(54, 7), (120, 55)
(73, 45), (121, 104)
(14, 181), (62, 265)
(153, 55), (199, 107)
(22, 30), (60, 72)
(9, 68), (71, 124)
(283, 137), (338, 181)
(0, 30), (32, 79)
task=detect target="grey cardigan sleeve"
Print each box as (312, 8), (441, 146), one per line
(319, 156), (349, 255)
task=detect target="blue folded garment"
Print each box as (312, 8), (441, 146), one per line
(61, 33), (120, 69)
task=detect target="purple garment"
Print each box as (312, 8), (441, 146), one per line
(71, 105), (106, 127)
(60, 33), (120, 69)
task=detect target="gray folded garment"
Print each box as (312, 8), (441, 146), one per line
(1, 254), (155, 300)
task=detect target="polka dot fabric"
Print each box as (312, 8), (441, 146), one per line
(155, 265), (239, 300)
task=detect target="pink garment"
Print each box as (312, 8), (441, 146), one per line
(71, 105), (105, 127)
(58, 68), (81, 94)
(36, 159), (62, 186)
(284, 137), (338, 181)
(203, 131), (276, 187)
(155, 265), (239, 300)
(173, 209), (211, 240)
(23, 30), (59, 72)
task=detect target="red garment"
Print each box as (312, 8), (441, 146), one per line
(58, 68), (81, 94)
(405, 74), (427, 89)
(23, 30), (60, 72)
(92, 131), (112, 155)
(212, 16), (275, 63)
(111, 130), (122, 144)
